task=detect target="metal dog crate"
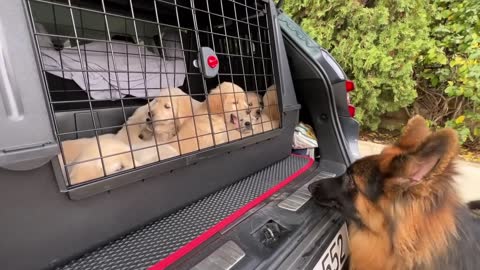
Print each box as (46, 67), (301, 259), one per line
(26, 0), (282, 189)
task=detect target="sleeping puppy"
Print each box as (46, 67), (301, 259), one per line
(174, 82), (253, 154)
(67, 134), (139, 185)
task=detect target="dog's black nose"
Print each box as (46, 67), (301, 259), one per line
(256, 109), (261, 116)
(138, 134), (144, 139)
(245, 121), (251, 127)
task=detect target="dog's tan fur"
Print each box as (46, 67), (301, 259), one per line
(67, 134), (138, 184)
(252, 112), (277, 134)
(139, 87), (202, 141)
(263, 85), (280, 123)
(115, 99), (180, 165)
(246, 88), (280, 134)
(246, 91), (263, 121)
(174, 82), (253, 154)
(347, 116), (461, 270)
(309, 115), (479, 270)
(61, 137), (96, 165)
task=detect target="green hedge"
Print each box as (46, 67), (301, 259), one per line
(284, 0), (480, 143)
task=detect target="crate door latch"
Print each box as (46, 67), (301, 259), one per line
(197, 47), (219, 78)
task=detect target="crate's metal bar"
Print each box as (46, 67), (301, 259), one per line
(197, 29), (270, 46)
(186, 0), (216, 150)
(35, 32), (198, 54)
(99, 0), (139, 166)
(30, 0), (195, 31)
(151, 0), (182, 158)
(204, 0), (231, 144)
(154, 0), (198, 156)
(125, 0), (163, 161)
(254, 1), (277, 128)
(231, 1), (257, 137)
(218, 0), (245, 142)
(156, 0), (269, 30)
(243, 0), (265, 133)
(66, 0), (108, 179)
(42, 66), (272, 76)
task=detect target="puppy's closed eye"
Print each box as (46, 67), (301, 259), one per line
(164, 103), (171, 109)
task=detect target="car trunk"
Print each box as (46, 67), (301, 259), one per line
(0, 1), (357, 269)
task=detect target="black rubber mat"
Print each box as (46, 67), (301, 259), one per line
(58, 155), (311, 270)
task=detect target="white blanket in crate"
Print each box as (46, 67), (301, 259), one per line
(40, 42), (186, 100)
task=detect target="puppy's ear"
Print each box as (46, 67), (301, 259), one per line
(389, 128), (458, 183)
(397, 115), (431, 150)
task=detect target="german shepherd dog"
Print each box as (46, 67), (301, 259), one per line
(309, 115), (480, 270)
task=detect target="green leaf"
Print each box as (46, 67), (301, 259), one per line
(455, 115), (465, 124)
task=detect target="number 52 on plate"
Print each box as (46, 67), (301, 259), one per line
(313, 223), (349, 270)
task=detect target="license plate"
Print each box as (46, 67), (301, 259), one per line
(313, 223), (349, 270)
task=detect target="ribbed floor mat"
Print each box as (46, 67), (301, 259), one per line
(58, 155), (312, 270)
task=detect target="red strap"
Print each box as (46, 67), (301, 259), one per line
(148, 155), (314, 270)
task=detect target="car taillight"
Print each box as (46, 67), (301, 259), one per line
(348, 105), (356, 117)
(346, 80), (355, 117)
(346, 80), (355, 92)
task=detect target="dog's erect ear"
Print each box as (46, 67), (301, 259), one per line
(390, 128), (458, 183)
(397, 115), (431, 150)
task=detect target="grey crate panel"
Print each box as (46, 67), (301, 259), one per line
(58, 155), (310, 270)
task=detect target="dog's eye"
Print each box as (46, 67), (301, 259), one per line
(164, 103), (171, 109)
(233, 101), (239, 105)
(248, 102), (253, 106)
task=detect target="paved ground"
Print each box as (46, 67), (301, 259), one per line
(358, 141), (480, 203)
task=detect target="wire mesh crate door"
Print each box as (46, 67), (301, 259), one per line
(187, 0), (280, 148)
(26, 0), (281, 186)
